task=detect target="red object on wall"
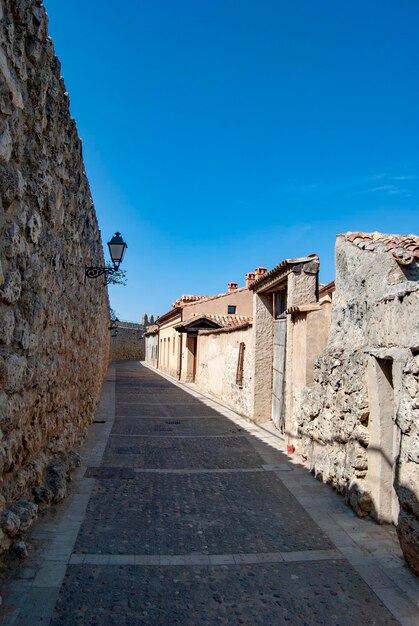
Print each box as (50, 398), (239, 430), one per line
(287, 444), (295, 455)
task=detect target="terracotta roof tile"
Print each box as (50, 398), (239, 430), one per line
(171, 295), (208, 307)
(205, 314), (253, 328)
(339, 232), (419, 265)
(144, 325), (159, 336)
(249, 255), (319, 289)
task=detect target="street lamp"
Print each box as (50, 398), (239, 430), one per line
(85, 232), (128, 282)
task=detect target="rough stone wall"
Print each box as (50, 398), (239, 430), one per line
(0, 0), (109, 549)
(110, 324), (145, 361)
(195, 326), (254, 417)
(297, 237), (419, 573)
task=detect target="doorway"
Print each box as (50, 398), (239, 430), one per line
(272, 289), (287, 432)
(366, 357), (400, 524)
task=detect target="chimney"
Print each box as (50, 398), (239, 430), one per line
(228, 282), (238, 292)
(245, 272), (256, 288)
(255, 267), (267, 279)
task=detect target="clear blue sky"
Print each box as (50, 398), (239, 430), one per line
(44, 0), (419, 321)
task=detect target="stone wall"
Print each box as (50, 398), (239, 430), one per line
(195, 326), (254, 417)
(297, 236), (419, 573)
(110, 323), (145, 361)
(0, 0), (109, 552)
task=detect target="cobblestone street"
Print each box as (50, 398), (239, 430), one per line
(1, 361), (419, 625)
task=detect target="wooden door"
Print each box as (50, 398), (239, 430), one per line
(272, 289), (287, 431)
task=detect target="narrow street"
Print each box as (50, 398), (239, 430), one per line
(2, 361), (419, 625)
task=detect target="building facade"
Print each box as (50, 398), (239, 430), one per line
(144, 232), (419, 573)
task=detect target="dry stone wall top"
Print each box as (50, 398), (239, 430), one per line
(0, 0), (109, 549)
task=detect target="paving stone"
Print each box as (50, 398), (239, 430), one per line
(74, 471), (333, 555)
(116, 403), (222, 418)
(100, 434), (264, 469)
(4, 360), (418, 625)
(50, 562), (399, 626)
(112, 416), (245, 436)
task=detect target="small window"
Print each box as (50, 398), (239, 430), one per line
(228, 305), (236, 314)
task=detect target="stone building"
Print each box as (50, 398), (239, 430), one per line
(145, 233), (419, 573)
(145, 259), (331, 427)
(155, 286), (254, 383)
(0, 0), (109, 553)
(297, 232), (419, 573)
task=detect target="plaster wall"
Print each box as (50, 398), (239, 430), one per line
(252, 292), (274, 422)
(145, 333), (158, 368)
(182, 288), (253, 320)
(297, 237), (419, 574)
(286, 302), (332, 441)
(195, 327), (254, 417)
(158, 314), (182, 379)
(0, 0), (109, 548)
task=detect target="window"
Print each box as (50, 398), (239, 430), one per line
(236, 342), (245, 388)
(274, 289), (287, 319)
(228, 305), (236, 314)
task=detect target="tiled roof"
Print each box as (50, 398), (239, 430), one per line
(206, 314), (253, 328)
(199, 320), (253, 335)
(319, 281), (335, 296)
(144, 325), (159, 335)
(180, 287), (248, 308)
(177, 314), (253, 330)
(250, 255), (319, 289)
(340, 232), (419, 265)
(172, 295), (208, 307)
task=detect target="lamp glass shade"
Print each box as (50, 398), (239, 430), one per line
(107, 232), (127, 268)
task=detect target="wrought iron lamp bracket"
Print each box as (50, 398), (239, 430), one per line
(85, 266), (118, 284)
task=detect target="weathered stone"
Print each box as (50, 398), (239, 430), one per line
(396, 398), (416, 434)
(0, 0), (109, 557)
(1, 510), (20, 536)
(11, 539), (28, 559)
(110, 323), (145, 361)
(0, 269), (21, 303)
(9, 501), (37, 531)
(4, 353), (27, 392)
(0, 392), (6, 422)
(5, 223), (28, 258)
(404, 434), (419, 464)
(352, 424), (370, 447)
(27, 210), (42, 244)
(296, 235), (419, 573)
(397, 509), (419, 576)
(347, 480), (372, 517)
(0, 306), (15, 345)
(0, 122), (12, 162)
